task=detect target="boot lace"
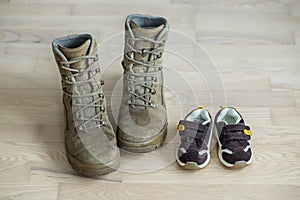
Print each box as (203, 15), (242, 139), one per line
(124, 36), (165, 108)
(60, 55), (107, 132)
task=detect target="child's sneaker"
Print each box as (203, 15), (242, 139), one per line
(214, 106), (253, 168)
(176, 106), (213, 169)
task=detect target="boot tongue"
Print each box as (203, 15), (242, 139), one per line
(58, 39), (91, 66)
(130, 21), (164, 40)
(129, 20), (164, 68)
(59, 39), (92, 86)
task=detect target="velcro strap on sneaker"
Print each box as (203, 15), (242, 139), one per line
(178, 120), (208, 140)
(222, 124), (251, 140)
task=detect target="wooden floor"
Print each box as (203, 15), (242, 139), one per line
(1, 0), (300, 199)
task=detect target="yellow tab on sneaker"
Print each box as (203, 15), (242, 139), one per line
(198, 105), (204, 109)
(244, 129), (252, 136)
(177, 124), (185, 131)
(220, 106), (227, 108)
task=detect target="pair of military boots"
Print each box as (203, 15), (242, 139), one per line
(52, 14), (169, 177)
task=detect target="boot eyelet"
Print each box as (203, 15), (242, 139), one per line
(100, 80), (104, 85)
(73, 99), (79, 104)
(100, 121), (107, 126)
(100, 107), (105, 112)
(151, 89), (156, 95)
(127, 75), (134, 80)
(94, 54), (98, 61)
(64, 75), (71, 81)
(141, 48), (146, 57)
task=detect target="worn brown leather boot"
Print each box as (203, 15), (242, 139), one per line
(117, 14), (169, 153)
(52, 34), (120, 177)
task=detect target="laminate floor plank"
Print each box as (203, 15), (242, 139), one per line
(1, 0), (299, 199)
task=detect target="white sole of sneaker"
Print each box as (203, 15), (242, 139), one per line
(176, 150), (211, 169)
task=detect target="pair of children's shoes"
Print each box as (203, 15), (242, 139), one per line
(176, 106), (253, 169)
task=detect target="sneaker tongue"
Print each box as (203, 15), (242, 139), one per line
(235, 116), (242, 124)
(58, 39), (91, 61)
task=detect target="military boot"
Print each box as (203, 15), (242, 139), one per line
(52, 34), (120, 177)
(117, 14), (169, 153)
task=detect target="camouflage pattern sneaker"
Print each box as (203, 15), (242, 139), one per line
(176, 106), (213, 169)
(214, 106), (253, 168)
(52, 33), (120, 177)
(117, 14), (169, 153)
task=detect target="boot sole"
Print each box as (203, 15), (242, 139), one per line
(177, 161), (204, 170)
(66, 151), (120, 178)
(117, 124), (167, 153)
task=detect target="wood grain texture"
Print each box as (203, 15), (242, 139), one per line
(271, 107), (300, 126)
(57, 183), (223, 200)
(0, 155), (31, 184)
(172, 0), (298, 6)
(295, 91), (300, 107)
(197, 30), (295, 45)
(0, 185), (58, 200)
(0, 0), (300, 199)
